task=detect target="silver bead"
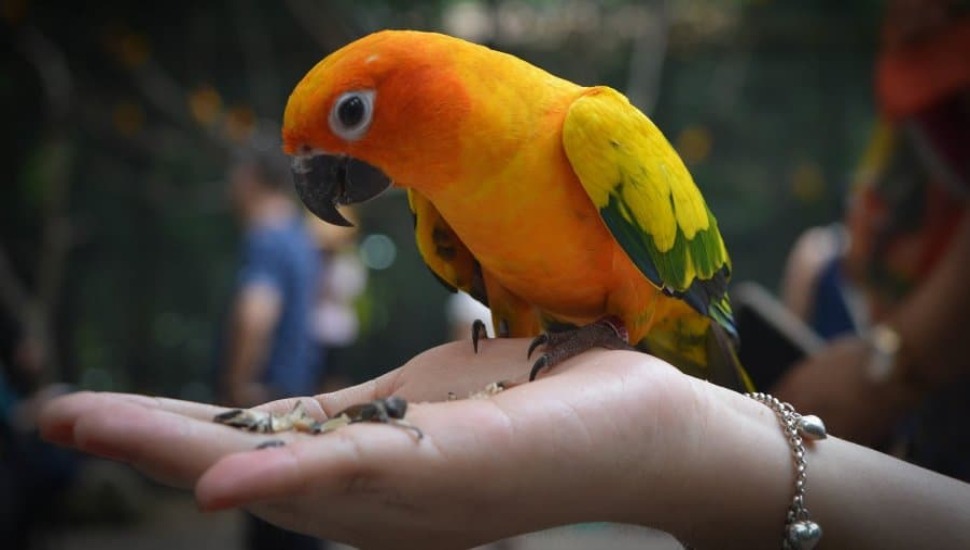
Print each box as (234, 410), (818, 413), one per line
(747, 392), (826, 550)
(797, 414), (828, 440)
(786, 520), (822, 550)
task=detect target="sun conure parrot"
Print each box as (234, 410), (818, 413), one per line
(282, 30), (752, 391)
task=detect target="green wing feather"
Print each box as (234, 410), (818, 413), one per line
(562, 86), (736, 338)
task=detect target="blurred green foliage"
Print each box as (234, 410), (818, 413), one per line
(0, 0), (883, 397)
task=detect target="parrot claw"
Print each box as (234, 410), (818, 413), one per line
(529, 355), (549, 381)
(527, 317), (634, 381)
(472, 319), (489, 353)
(527, 333), (548, 359)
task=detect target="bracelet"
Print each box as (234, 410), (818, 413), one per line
(747, 392), (827, 550)
(864, 323), (902, 384)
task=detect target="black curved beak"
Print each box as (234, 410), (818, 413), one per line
(291, 154), (392, 227)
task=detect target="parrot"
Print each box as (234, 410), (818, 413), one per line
(281, 30), (753, 391)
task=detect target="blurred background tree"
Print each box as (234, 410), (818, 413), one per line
(0, 0), (883, 399)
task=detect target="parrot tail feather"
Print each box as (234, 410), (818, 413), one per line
(706, 322), (755, 392)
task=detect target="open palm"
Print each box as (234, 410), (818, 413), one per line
(41, 339), (712, 549)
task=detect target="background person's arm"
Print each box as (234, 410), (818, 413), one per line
(774, 212), (970, 444)
(889, 210), (970, 385)
(223, 284), (281, 407)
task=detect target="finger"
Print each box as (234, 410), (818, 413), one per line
(71, 398), (307, 489)
(195, 419), (422, 511)
(41, 392), (134, 446)
(198, 346), (656, 507)
(196, 395), (519, 513)
(41, 392), (227, 446)
(313, 378), (382, 417)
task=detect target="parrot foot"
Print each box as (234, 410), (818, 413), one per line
(471, 319), (489, 353)
(213, 397), (423, 440)
(527, 316), (634, 381)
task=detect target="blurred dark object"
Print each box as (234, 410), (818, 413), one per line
(246, 515), (322, 550)
(734, 282), (823, 390)
(0, 329), (81, 548)
(0, 316), (44, 395)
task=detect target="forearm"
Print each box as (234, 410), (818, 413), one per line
(659, 383), (970, 549)
(810, 429), (970, 548)
(772, 212), (970, 445)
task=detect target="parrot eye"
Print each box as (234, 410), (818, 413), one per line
(329, 90), (375, 141)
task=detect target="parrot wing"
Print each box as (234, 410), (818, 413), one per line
(562, 86), (736, 338)
(407, 189), (488, 305)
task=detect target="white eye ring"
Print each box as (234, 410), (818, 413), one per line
(328, 90), (375, 142)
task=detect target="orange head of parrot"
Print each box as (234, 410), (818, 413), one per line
(281, 30), (475, 226)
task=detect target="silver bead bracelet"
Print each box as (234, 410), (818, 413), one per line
(747, 392), (828, 550)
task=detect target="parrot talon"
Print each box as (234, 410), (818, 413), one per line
(527, 317), (634, 381)
(527, 333), (548, 359)
(472, 319), (489, 353)
(256, 439), (286, 450)
(529, 355), (550, 381)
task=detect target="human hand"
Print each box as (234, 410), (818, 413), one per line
(771, 336), (919, 447)
(40, 339), (787, 548)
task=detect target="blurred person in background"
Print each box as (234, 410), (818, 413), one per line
(775, 0), (970, 481)
(780, 221), (862, 341)
(221, 144), (325, 550)
(308, 213), (367, 393)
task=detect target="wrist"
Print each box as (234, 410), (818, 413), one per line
(624, 380), (795, 548)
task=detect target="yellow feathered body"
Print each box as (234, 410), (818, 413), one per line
(283, 30), (751, 389)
